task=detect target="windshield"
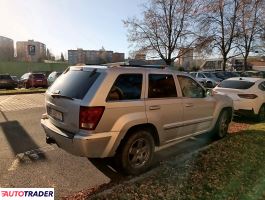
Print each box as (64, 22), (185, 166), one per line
(203, 72), (216, 78)
(48, 69), (100, 100)
(0, 75), (12, 80)
(218, 80), (255, 89)
(32, 74), (45, 79)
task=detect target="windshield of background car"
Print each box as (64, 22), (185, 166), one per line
(48, 69), (100, 100)
(204, 73), (215, 78)
(32, 74), (45, 79)
(190, 73), (196, 78)
(218, 80), (255, 89)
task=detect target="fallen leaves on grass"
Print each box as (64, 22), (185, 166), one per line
(91, 125), (265, 200)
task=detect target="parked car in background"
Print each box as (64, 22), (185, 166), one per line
(212, 71), (226, 80)
(41, 65), (233, 175)
(0, 74), (17, 89)
(213, 77), (265, 122)
(189, 72), (206, 86)
(213, 71), (240, 80)
(11, 76), (19, 88)
(190, 71), (222, 88)
(20, 72), (48, 89)
(241, 70), (265, 78)
(47, 71), (62, 86)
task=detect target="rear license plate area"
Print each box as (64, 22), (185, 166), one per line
(47, 107), (63, 122)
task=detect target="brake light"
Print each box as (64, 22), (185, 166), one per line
(238, 94), (257, 99)
(79, 106), (105, 130)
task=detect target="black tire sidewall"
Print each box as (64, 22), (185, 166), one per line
(214, 110), (230, 139)
(258, 104), (265, 122)
(116, 130), (155, 175)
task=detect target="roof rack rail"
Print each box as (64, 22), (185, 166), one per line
(120, 64), (167, 69)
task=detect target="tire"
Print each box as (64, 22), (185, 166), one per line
(213, 109), (231, 139)
(257, 104), (265, 122)
(115, 130), (155, 175)
(24, 83), (29, 89)
(206, 81), (214, 88)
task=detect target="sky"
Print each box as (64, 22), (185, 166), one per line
(0, 0), (144, 58)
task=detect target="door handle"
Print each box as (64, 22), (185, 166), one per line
(149, 105), (161, 110)
(185, 103), (193, 107)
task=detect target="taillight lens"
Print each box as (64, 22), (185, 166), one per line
(79, 106), (105, 130)
(238, 94), (257, 99)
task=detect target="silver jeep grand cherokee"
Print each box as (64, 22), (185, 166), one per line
(41, 65), (233, 175)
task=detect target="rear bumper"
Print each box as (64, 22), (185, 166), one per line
(233, 100), (260, 114)
(234, 109), (255, 116)
(41, 118), (119, 158)
(33, 82), (47, 87)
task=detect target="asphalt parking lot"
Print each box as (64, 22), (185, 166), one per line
(0, 93), (215, 198)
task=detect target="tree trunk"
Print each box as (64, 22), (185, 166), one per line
(243, 53), (248, 72)
(222, 58), (227, 71)
(165, 59), (172, 66)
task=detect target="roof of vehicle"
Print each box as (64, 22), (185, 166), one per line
(69, 65), (188, 75)
(243, 70), (261, 73)
(226, 77), (263, 82)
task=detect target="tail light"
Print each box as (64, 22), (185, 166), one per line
(79, 106), (105, 130)
(238, 94), (257, 99)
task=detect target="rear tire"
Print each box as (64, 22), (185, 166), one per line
(206, 81), (214, 88)
(24, 83), (29, 89)
(213, 109), (231, 139)
(257, 104), (265, 122)
(115, 130), (155, 175)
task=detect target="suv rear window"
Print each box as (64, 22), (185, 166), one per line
(218, 80), (255, 89)
(48, 70), (100, 99)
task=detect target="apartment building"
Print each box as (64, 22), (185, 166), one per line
(16, 40), (46, 62)
(0, 36), (14, 61)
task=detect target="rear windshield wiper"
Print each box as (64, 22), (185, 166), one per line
(51, 94), (74, 100)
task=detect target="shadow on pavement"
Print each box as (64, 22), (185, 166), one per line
(89, 132), (215, 182)
(0, 120), (46, 161)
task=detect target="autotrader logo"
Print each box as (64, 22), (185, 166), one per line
(0, 188), (54, 200)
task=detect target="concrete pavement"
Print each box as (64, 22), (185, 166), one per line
(0, 94), (109, 198)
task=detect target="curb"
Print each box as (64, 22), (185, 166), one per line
(0, 90), (46, 96)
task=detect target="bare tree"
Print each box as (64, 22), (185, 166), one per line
(200, 0), (240, 71)
(235, 0), (265, 71)
(124, 0), (199, 66)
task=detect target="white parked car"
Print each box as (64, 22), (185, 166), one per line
(213, 77), (265, 121)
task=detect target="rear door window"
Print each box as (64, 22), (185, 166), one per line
(148, 74), (177, 98)
(218, 80), (255, 89)
(107, 74), (143, 101)
(48, 69), (100, 100)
